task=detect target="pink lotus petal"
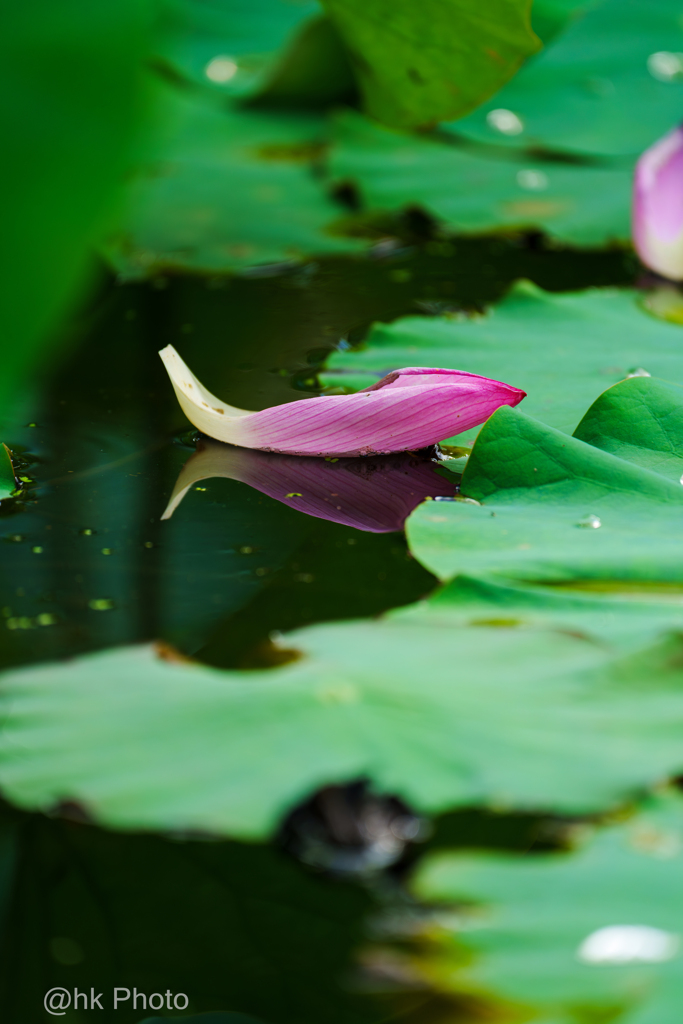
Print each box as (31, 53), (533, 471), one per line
(162, 438), (456, 532)
(633, 125), (683, 280)
(159, 346), (526, 457)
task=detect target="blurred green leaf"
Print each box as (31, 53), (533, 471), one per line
(8, 581), (683, 829)
(320, 0), (540, 128)
(103, 85), (362, 278)
(531, 0), (590, 45)
(407, 379), (683, 585)
(404, 572), (683, 653)
(412, 791), (683, 1023)
(328, 109), (633, 246)
(155, 0), (322, 97)
(323, 282), (683, 440)
(448, 0), (683, 157)
(251, 15), (357, 109)
(0, 0), (150, 419)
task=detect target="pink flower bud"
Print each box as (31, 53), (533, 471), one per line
(633, 125), (683, 280)
(159, 346), (526, 457)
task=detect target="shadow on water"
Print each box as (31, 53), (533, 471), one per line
(0, 796), (563, 1024)
(0, 239), (634, 1021)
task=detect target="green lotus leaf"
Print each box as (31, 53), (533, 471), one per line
(154, 0), (322, 97)
(574, 375), (683, 482)
(407, 378), (683, 584)
(7, 578), (683, 832)
(321, 0), (540, 129)
(412, 791), (683, 1023)
(327, 110), (633, 245)
(531, 0), (591, 45)
(399, 572), (683, 653)
(448, 0), (683, 158)
(323, 283), (683, 439)
(103, 85), (362, 279)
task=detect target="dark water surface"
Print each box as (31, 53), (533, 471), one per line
(0, 239), (634, 1022)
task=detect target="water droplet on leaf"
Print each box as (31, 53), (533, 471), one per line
(487, 108), (524, 135)
(647, 51), (683, 82)
(516, 169), (548, 191)
(578, 925), (679, 964)
(205, 56), (238, 83)
(576, 514), (602, 529)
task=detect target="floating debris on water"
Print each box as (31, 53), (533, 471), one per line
(280, 781), (429, 875)
(5, 612), (57, 630)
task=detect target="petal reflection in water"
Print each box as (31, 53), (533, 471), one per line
(162, 437), (455, 533)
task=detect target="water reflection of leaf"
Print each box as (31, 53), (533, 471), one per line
(163, 438), (455, 533)
(0, 803), (374, 1024)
